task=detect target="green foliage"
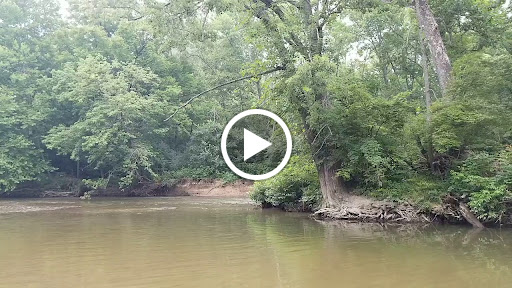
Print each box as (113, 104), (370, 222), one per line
(82, 178), (110, 190)
(43, 56), (181, 188)
(0, 90), (52, 192)
(369, 175), (447, 208)
(251, 156), (321, 211)
(277, 56), (414, 189)
(432, 100), (497, 152)
(449, 149), (512, 222)
(432, 52), (512, 153)
(469, 184), (509, 222)
(422, 50), (512, 222)
(430, 0), (511, 58)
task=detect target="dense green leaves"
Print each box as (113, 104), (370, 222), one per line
(0, 90), (52, 191)
(251, 155), (320, 211)
(449, 150), (512, 221)
(432, 52), (512, 153)
(42, 56), (187, 187)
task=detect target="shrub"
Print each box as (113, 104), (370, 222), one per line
(469, 184), (509, 221)
(250, 155), (321, 211)
(449, 150), (512, 222)
(369, 175), (447, 208)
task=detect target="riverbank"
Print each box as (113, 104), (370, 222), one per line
(86, 179), (253, 198)
(0, 179), (253, 199)
(310, 193), (512, 227)
(3, 176), (507, 227)
(312, 194), (431, 223)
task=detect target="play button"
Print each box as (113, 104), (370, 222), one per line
(243, 129), (272, 161)
(221, 109), (292, 181)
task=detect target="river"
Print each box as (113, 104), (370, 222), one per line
(0, 197), (511, 288)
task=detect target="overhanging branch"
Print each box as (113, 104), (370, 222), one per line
(164, 66), (285, 121)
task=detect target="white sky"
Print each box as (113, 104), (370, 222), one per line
(57, 0), (70, 18)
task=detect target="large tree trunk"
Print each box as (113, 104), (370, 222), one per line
(316, 161), (346, 208)
(254, 0), (347, 208)
(418, 23), (434, 169)
(302, 117), (346, 208)
(415, 0), (452, 95)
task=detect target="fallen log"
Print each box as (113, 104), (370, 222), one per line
(443, 195), (485, 228)
(459, 202), (485, 228)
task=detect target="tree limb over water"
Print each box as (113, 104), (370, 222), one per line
(164, 66), (285, 121)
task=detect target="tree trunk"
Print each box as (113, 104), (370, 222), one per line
(316, 161), (346, 208)
(418, 24), (434, 169)
(382, 64), (389, 85)
(415, 0), (452, 95)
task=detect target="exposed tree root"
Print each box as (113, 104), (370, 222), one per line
(313, 194), (490, 227)
(312, 195), (430, 223)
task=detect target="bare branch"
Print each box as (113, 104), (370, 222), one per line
(129, 15), (145, 21)
(164, 66), (285, 121)
(313, 126), (333, 156)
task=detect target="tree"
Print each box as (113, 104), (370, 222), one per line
(240, 0), (351, 207)
(414, 0), (453, 95)
(0, 89), (52, 191)
(43, 56), (185, 188)
(0, 0), (61, 192)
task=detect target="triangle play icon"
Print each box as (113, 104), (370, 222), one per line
(244, 129), (272, 161)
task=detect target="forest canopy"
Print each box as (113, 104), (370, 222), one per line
(1, 0), (512, 223)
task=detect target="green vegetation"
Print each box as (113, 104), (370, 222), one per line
(1, 0), (512, 224)
(449, 149), (512, 221)
(251, 155), (320, 211)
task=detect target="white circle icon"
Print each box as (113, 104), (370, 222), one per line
(221, 109), (292, 181)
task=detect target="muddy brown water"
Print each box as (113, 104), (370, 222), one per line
(1, 197), (512, 288)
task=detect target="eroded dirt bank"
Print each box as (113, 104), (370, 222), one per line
(173, 179), (253, 197)
(88, 179), (253, 197)
(1, 179), (253, 198)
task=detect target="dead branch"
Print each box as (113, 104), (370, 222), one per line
(164, 66), (285, 121)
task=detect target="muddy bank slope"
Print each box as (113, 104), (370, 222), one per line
(86, 179), (253, 198)
(1, 179), (253, 198)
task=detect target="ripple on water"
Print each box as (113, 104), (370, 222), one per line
(0, 203), (81, 214)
